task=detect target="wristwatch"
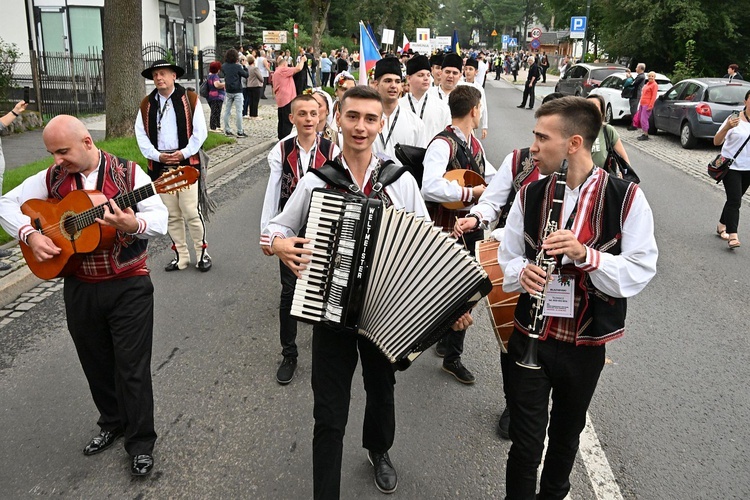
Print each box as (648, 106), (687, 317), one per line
(467, 213), (482, 230)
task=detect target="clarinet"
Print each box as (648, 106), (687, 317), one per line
(517, 159), (569, 370)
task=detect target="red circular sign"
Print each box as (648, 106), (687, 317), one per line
(530, 27), (542, 39)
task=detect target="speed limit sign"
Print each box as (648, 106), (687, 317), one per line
(530, 27), (542, 39)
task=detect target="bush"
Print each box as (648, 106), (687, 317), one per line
(0, 37), (20, 105)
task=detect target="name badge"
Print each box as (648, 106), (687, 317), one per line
(542, 274), (575, 318)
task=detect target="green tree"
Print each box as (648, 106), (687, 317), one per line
(215, 0), (265, 54)
(0, 38), (19, 106)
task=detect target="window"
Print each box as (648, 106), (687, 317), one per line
(663, 83), (685, 101)
(69, 7), (103, 54)
(601, 76), (622, 89)
(679, 82), (702, 102)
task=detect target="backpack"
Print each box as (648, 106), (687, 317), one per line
(199, 79), (209, 99)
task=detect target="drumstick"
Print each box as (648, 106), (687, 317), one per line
(455, 216), (468, 249)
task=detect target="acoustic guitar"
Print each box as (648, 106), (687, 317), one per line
(20, 166), (199, 280)
(441, 169), (486, 210)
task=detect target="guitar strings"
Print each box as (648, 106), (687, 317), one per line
(32, 169), (190, 240)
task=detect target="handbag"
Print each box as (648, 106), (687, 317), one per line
(708, 133), (750, 183)
(199, 80), (210, 99)
(603, 125), (640, 183)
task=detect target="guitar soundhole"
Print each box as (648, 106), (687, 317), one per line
(60, 211), (81, 242)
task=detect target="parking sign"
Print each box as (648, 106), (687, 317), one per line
(570, 16), (587, 39)
(502, 34), (509, 44)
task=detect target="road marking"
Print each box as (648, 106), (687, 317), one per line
(579, 412), (624, 499)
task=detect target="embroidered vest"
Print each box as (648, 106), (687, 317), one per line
(325, 155), (395, 208)
(426, 127), (486, 230)
(497, 148), (539, 228)
(513, 171), (638, 346)
(139, 84), (200, 180)
(46, 151), (149, 282)
(279, 136), (336, 210)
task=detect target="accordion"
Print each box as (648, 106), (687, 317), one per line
(291, 189), (492, 369)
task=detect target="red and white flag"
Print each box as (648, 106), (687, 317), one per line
(402, 34), (411, 53)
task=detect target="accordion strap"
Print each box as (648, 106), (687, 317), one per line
(308, 159), (409, 198)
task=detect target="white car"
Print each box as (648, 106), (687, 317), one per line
(589, 72), (672, 123)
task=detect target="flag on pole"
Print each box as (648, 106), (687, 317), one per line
(402, 34), (411, 53)
(359, 21), (382, 86)
(451, 29), (461, 55)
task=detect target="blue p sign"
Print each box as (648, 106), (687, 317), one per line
(571, 16), (587, 32)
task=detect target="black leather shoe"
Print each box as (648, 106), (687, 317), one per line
(164, 259), (182, 272)
(276, 356), (297, 385)
(83, 429), (123, 456)
(627, 125), (637, 131)
(434, 340), (447, 358)
(497, 407), (510, 440)
(367, 451), (398, 494)
(131, 454), (154, 476)
(516, 105), (525, 108)
(197, 254), (212, 272)
(527, 106), (534, 109)
(442, 359), (475, 384)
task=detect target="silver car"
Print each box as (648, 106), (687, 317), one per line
(554, 63), (626, 97)
(649, 78), (750, 149)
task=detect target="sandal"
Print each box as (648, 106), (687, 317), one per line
(728, 238), (741, 250)
(717, 225), (729, 240)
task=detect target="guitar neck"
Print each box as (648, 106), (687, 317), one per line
(75, 183), (156, 231)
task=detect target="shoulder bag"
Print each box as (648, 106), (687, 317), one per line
(603, 125), (640, 183)
(708, 131), (750, 183)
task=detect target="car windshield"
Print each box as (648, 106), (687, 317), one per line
(706, 85), (748, 105)
(590, 68), (622, 81)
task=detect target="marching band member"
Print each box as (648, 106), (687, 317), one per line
(399, 54), (451, 140)
(421, 85), (496, 384)
(498, 97), (657, 499)
(260, 95), (339, 385)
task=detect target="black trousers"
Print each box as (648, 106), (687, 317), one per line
(505, 332), (605, 500)
(520, 80), (537, 108)
(720, 169), (750, 233)
(311, 323), (396, 500)
(248, 87), (262, 117)
(439, 229), (483, 363)
(242, 87), (252, 116)
(64, 275), (157, 456)
(261, 76), (269, 98)
(279, 259), (298, 358)
(208, 100), (223, 130)
(277, 102), (293, 140)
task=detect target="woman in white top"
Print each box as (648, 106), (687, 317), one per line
(714, 89), (750, 249)
(258, 49), (270, 99)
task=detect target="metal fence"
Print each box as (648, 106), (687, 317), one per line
(6, 45), (220, 119)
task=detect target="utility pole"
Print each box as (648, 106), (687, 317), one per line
(191, 0), (200, 88)
(582, 0), (591, 59)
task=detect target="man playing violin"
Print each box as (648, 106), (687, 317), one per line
(421, 84), (496, 384)
(0, 115), (168, 477)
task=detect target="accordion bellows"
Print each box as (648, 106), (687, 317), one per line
(292, 189), (492, 368)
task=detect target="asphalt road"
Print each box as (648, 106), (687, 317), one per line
(0, 79), (749, 499)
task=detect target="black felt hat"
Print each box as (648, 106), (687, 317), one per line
(374, 57), (403, 80)
(429, 53), (444, 67)
(442, 52), (463, 71)
(141, 60), (185, 79)
(465, 57), (479, 69)
(406, 55), (431, 75)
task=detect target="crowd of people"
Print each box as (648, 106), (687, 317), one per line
(12, 38), (750, 500)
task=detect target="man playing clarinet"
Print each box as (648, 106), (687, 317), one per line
(498, 96), (658, 499)
(263, 85), (472, 499)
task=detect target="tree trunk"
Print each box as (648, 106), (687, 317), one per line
(103, 0), (145, 138)
(309, 0), (331, 59)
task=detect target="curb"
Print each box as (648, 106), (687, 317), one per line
(0, 139), (277, 309)
(207, 139), (276, 182)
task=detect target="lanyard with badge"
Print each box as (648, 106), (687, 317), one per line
(379, 107), (400, 149)
(407, 93), (428, 119)
(297, 138), (318, 178)
(541, 187), (583, 319)
(157, 96), (170, 132)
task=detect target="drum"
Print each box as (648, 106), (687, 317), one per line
(476, 238), (519, 353)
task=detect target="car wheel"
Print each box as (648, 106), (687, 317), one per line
(680, 121), (697, 149)
(605, 104), (613, 124)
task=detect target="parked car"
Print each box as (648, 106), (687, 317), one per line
(589, 72), (672, 123)
(554, 63), (626, 97)
(649, 78), (750, 149)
